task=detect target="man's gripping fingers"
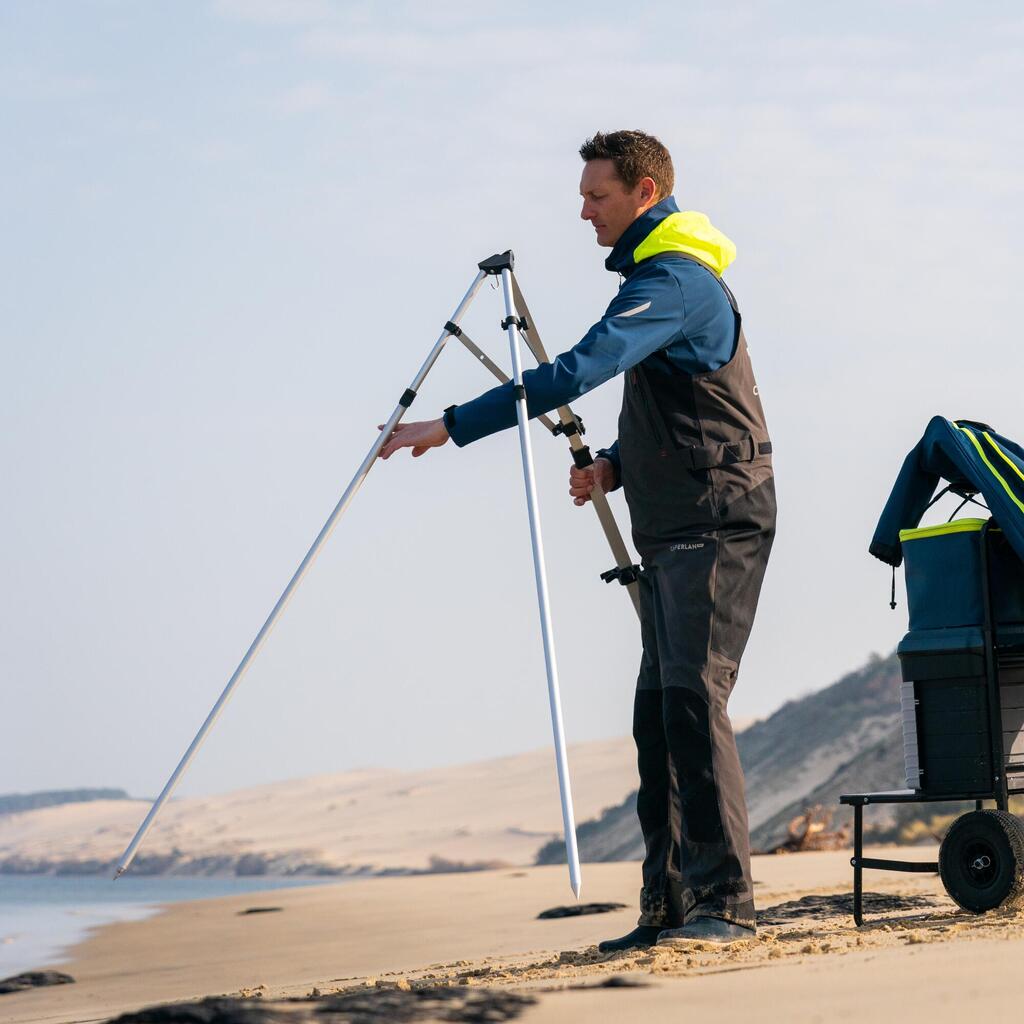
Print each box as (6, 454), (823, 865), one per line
(569, 465), (597, 505)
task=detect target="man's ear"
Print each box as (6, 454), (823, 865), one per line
(639, 176), (658, 208)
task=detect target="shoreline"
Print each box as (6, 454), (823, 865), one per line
(8, 845), (1019, 1024)
(0, 875), (333, 983)
(0, 899), (157, 983)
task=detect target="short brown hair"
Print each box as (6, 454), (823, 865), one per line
(579, 130), (674, 199)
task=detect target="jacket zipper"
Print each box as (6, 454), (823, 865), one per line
(630, 368), (669, 457)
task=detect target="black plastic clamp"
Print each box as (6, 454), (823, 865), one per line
(513, 384), (526, 401)
(478, 250), (515, 274)
(501, 315), (527, 331)
(399, 388), (417, 408)
(552, 417), (585, 438)
(601, 564), (642, 587)
(571, 445), (594, 469)
(444, 320), (463, 337)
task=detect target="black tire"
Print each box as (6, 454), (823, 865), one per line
(938, 809), (1024, 913)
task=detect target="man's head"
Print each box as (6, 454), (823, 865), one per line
(579, 130), (674, 247)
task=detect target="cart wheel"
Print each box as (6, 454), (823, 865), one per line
(938, 810), (1024, 913)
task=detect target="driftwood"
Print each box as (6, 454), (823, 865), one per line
(768, 805), (851, 854)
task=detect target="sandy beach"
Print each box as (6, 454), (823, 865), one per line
(4, 844), (1023, 1023)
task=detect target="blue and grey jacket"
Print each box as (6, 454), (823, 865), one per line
(870, 417), (1024, 567)
(443, 196), (740, 477)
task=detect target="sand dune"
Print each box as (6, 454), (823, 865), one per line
(0, 738), (638, 875)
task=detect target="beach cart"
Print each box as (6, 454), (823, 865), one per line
(841, 418), (1024, 925)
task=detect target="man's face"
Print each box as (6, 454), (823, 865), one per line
(579, 159), (657, 248)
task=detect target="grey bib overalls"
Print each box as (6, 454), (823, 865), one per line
(618, 256), (776, 928)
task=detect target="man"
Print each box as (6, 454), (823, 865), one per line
(379, 130), (776, 948)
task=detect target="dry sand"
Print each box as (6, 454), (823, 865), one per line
(5, 845), (1024, 1024)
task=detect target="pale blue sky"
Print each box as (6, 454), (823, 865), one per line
(2, 1), (1022, 799)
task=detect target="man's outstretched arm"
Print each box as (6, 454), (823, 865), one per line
(378, 264), (681, 460)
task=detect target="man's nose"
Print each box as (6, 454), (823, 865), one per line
(580, 202), (593, 221)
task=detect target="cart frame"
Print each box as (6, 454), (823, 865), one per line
(840, 520), (1021, 925)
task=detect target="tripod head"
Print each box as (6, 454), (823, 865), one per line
(478, 250), (514, 275)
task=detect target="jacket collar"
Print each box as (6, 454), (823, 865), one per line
(604, 197), (737, 279)
(605, 196), (680, 276)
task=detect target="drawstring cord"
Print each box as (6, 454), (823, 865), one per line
(890, 565), (897, 610)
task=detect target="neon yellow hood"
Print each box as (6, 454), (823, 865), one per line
(632, 210), (737, 275)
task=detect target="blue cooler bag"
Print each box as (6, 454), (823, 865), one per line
(900, 519), (1024, 632)
(897, 519), (1024, 794)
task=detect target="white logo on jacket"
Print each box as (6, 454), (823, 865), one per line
(615, 301), (651, 318)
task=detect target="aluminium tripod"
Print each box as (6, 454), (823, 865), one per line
(115, 251), (641, 896)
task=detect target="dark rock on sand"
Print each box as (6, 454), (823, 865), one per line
(110, 998), (270, 1023)
(108, 986), (536, 1022)
(0, 971), (75, 995)
(592, 975), (650, 988)
(238, 907), (283, 915)
(537, 902), (627, 919)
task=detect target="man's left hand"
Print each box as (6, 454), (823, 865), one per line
(377, 418), (450, 459)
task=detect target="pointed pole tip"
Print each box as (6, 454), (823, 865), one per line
(113, 866), (125, 881)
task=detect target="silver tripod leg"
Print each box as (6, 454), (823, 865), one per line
(509, 274), (641, 618)
(499, 265), (582, 898)
(114, 270), (489, 879)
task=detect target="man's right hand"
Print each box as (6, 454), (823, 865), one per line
(569, 456), (616, 507)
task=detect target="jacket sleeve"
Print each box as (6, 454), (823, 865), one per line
(596, 440), (622, 491)
(445, 264), (683, 448)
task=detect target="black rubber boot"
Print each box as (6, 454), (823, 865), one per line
(597, 925), (663, 953)
(657, 916), (756, 946)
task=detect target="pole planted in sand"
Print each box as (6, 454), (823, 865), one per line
(498, 262), (581, 898)
(114, 271), (489, 879)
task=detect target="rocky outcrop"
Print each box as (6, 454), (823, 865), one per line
(0, 971), (75, 995)
(537, 652), (908, 864)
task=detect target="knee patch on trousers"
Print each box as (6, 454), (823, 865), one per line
(663, 687), (726, 846)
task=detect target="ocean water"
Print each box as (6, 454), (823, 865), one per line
(0, 875), (329, 979)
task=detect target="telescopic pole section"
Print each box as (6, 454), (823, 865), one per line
(114, 270), (489, 879)
(499, 266), (582, 898)
(509, 275), (641, 619)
